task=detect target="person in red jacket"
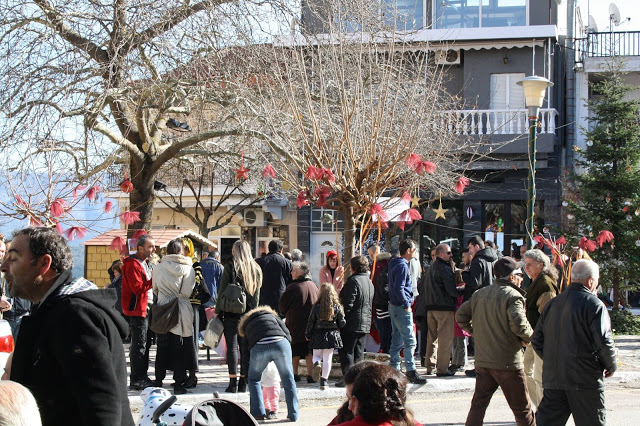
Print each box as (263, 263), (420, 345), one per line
(121, 234), (155, 390)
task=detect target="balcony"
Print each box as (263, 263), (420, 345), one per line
(578, 31), (640, 73)
(436, 108), (557, 136)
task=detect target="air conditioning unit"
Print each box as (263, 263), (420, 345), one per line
(243, 210), (264, 227)
(435, 49), (461, 65)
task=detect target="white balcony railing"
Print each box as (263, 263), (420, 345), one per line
(435, 108), (557, 136)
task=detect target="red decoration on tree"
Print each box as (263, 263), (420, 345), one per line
(16, 195), (28, 208)
(234, 150), (250, 180)
(120, 177), (134, 193)
(296, 189), (310, 208)
(595, 230), (614, 248)
(86, 186), (100, 202)
(416, 161), (437, 174)
(555, 236), (567, 245)
(28, 215), (41, 227)
(104, 201), (114, 213)
(50, 198), (68, 218)
(64, 226), (87, 241)
(54, 221), (64, 235)
(401, 192), (412, 203)
(455, 176), (470, 194)
(623, 205), (630, 213)
(314, 185), (332, 208)
(370, 203), (389, 223)
(322, 168), (336, 183)
(262, 164), (276, 179)
(406, 153), (422, 169)
(578, 236), (597, 252)
(132, 229), (147, 240)
(397, 208), (422, 230)
(109, 236), (128, 255)
(73, 185), (86, 200)
(120, 211), (141, 225)
(305, 165), (324, 181)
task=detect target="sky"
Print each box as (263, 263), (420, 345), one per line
(578, 0), (640, 32)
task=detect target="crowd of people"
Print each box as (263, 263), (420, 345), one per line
(0, 228), (619, 425)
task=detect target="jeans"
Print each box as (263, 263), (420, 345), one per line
(248, 339), (299, 421)
(389, 303), (417, 372)
(536, 388), (605, 426)
(374, 315), (392, 354)
(128, 315), (150, 382)
(466, 367), (535, 426)
(339, 330), (366, 375)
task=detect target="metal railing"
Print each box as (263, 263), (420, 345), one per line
(579, 31), (640, 58)
(435, 108), (557, 135)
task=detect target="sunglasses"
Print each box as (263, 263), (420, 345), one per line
(447, 252), (452, 255)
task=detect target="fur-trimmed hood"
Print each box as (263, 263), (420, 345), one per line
(376, 252), (392, 262)
(238, 305), (278, 337)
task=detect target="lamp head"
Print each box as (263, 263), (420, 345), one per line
(517, 76), (553, 108)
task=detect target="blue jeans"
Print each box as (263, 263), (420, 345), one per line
(248, 339), (299, 421)
(389, 303), (417, 372)
(374, 315), (392, 354)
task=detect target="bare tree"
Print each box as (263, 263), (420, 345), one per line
(0, 0), (287, 234)
(254, 0), (478, 262)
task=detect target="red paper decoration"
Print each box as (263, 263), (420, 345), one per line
(109, 236), (128, 254)
(296, 190), (310, 208)
(86, 186), (100, 202)
(73, 185), (86, 200)
(262, 164), (276, 179)
(595, 230), (614, 248)
(578, 236), (597, 252)
(132, 229), (147, 239)
(455, 176), (470, 194)
(370, 203), (389, 223)
(104, 201), (114, 213)
(120, 179), (134, 193)
(64, 226), (87, 241)
(50, 198), (68, 218)
(120, 211), (141, 225)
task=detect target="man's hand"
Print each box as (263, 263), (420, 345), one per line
(0, 298), (11, 312)
(604, 370), (615, 378)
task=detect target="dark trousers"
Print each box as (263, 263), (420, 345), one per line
(223, 313), (249, 376)
(129, 315), (150, 382)
(155, 333), (194, 385)
(466, 367), (535, 426)
(416, 315), (427, 363)
(339, 330), (366, 374)
(536, 388), (606, 426)
(374, 316), (392, 354)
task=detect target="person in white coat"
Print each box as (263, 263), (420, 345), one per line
(151, 238), (196, 394)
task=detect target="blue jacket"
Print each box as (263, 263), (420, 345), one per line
(388, 256), (413, 309)
(200, 257), (223, 305)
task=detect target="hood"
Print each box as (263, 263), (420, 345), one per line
(156, 254), (193, 279)
(388, 256), (407, 276)
(475, 248), (499, 262)
(238, 305), (278, 337)
(376, 252), (392, 262)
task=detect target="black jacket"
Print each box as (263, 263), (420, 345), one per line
(257, 252), (292, 313)
(306, 304), (346, 337)
(11, 271), (134, 426)
(238, 306), (291, 350)
(339, 272), (374, 334)
(532, 283), (617, 391)
(278, 275), (319, 344)
(465, 248), (498, 301)
(425, 257), (461, 311)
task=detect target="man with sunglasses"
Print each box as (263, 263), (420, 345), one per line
(425, 243), (463, 376)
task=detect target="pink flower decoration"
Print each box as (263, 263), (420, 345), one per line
(406, 153), (422, 169)
(262, 164), (276, 179)
(416, 161), (437, 174)
(322, 169), (336, 183)
(401, 192), (412, 202)
(73, 185), (86, 200)
(50, 198), (68, 218)
(64, 226), (87, 241)
(104, 201), (114, 213)
(555, 236), (567, 245)
(595, 230), (614, 248)
(28, 216), (41, 227)
(86, 186), (100, 202)
(397, 208), (422, 231)
(305, 166), (322, 181)
(109, 236), (128, 254)
(132, 229), (147, 240)
(370, 203), (389, 222)
(455, 176), (470, 194)
(296, 190), (310, 209)
(120, 211), (141, 225)
(16, 195), (28, 208)
(578, 236), (597, 252)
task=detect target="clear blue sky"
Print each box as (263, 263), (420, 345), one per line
(579, 0), (640, 32)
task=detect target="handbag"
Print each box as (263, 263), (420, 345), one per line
(217, 267), (247, 314)
(150, 276), (186, 334)
(203, 315), (225, 348)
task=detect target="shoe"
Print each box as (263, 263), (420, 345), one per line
(320, 377), (327, 390)
(306, 375), (317, 384)
(406, 369), (427, 384)
(225, 377), (238, 393)
(237, 376), (248, 393)
(449, 365), (464, 372)
(293, 374), (301, 382)
(425, 370), (434, 376)
(129, 378), (154, 391)
(151, 380), (163, 387)
(335, 379), (345, 388)
(436, 371), (455, 377)
(183, 376), (198, 388)
(312, 361), (322, 382)
(266, 412), (277, 420)
(465, 369), (477, 378)
(173, 386), (188, 395)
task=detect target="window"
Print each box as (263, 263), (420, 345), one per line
(311, 208), (344, 232)
(490, 73), (525, 110)
(383, 0), (424, 31)
(435, 0), (526, 29)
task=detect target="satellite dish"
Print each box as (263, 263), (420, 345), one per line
(588, 15), (598, 33)
(609, 3), (621, 26)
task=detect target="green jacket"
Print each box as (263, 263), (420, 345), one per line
(525, 273), (558, 329)
(456, 278), (533, 370)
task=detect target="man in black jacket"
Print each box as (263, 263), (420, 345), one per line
(532, 259), (616, 426)
(1, 227), (133, 426)
(257, 240), (293, 313)
(466, 236), (498, 301)
(425, 244), (463, 376)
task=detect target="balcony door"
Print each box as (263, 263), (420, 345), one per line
(489, 72), (525, 133)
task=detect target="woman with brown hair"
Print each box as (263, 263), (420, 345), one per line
(319, 250), (345, 292)
(216, 240), (262, 393)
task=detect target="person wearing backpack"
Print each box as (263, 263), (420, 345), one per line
(216, 240), (262, 394)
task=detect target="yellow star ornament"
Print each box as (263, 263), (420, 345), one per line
(411, 195), (420, 207)
(433, 202), (448, 220)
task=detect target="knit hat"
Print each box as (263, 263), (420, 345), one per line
(326, 250), (338, 263)
(493, 256), (520, 279)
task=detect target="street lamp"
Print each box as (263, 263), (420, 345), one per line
(517, 76), (553, 249)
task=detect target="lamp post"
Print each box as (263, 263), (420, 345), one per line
(517, 76), (553, 249)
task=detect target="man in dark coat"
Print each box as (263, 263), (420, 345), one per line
(279, 261), (319, 383)
(2, 227), (134, 426)
(200, 250), (223, 306)
(466, 236), (498, 301)
(532, 259), (616, 426)
(257, 239), (292, 313)
(337, 256), (374, 386)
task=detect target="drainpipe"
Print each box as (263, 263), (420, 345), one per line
(564, 0), (576, 172)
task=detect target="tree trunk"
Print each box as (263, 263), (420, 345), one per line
(127, 158), (156, 238)
(341, 204), (356, 271)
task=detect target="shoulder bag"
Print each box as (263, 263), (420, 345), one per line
(150, 276), (186, 334)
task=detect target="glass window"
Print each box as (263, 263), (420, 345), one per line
(311, 208), (344, 232)
(435, 0), (526, 29)
(383, 0), (424, 31)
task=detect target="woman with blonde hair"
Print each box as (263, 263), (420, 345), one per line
(216, 240), (263, 393)
(306, 283), (346, 390)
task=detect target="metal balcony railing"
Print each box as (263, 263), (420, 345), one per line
(436, 108), (557, 136)
(579, 31), (640, 58)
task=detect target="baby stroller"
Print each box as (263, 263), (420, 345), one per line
(140, 388), (258, 426)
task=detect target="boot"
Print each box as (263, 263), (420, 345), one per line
(237, 376), (248, 393)
(225, 377), (238, 393)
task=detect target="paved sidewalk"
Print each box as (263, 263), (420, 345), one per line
(128, 335), (640, 419)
